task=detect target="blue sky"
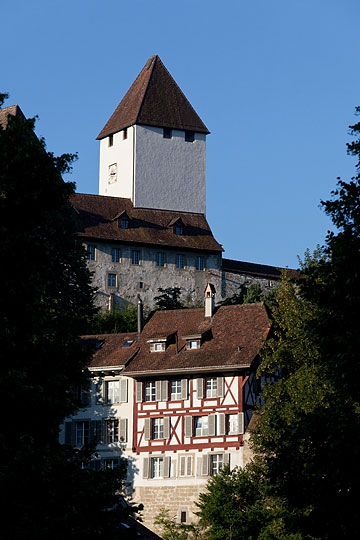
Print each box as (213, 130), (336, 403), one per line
(2, 0), (360, 269)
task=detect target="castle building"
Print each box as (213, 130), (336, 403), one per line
(60, 288), (270, 531)
(71, 55), (292, 310)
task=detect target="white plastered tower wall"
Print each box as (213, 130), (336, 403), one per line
(99, 124), (206, 214)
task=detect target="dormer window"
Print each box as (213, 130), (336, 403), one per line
(120, 216), (129, 229)
(175, 223), (183, 235)
(150, 342), (166, 353)
(187, 339), (200, 350)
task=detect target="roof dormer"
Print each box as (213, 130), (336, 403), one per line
(168, 217), (184, 235)
(113, 210), (130, 229)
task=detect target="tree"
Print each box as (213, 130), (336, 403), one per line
(154, 286), (183, 309)
(88, 305), (139, 333)
(0, 98), (140, 539)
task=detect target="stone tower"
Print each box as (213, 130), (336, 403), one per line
(97, 55), (209, 215)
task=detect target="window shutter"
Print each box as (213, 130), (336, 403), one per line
(223, 453), (230, 467)
(155, 380), (162, 401)
(238, 412), (245, 434)
(181, 379), (188, 400)
(164, 417), (170, 439)
(143, 458), (149, 479)
(119, 418), (127, 442)
(64, 421), (72, 445)
(196, 378), (204, 399)
(102, 380), (107, 404)
(187, 456), (192, 476)
(120, 379), (128, 402)
(161, 380), (169, 401)
(180, 456), (186, 476)
(136, 381), (143, 403)
(218, 413), (226, 436)
(184, 416), (193, 438)
(81, 386), (91, 406)
(216, 377), (224, 398)
(201, 454), (209, 476)
(208, 414), (216, 436)
(144, 418), (151, 441)
(164, 456), (171, 478)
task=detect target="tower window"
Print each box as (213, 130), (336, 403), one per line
(176, 254), (185, 269)
(108, 134), (113, 147)
(185, 130), (195, 142)
(174, 223), (183, 235)
(163, 127), (172, 139)
(156, 252), (165, 267)
(123, 128), (128, 140)
(107, 273), (117, 288)
(196, 256), (205, 271)
(131, 250), (140, 265)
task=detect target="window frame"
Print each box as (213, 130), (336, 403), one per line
(175, 254), (185, 269)
(131, 249), (140, 265)
(206, 377), (217, 398)
(156, 251), (165, 267)
(144, 381), (156, 402)
(210, 454), (223, 476)
(196, 255), (205, 271)
(107, 272), (117, 288)
(106, 418), (119, 443)
(111, 247), (121, 263)
(153, 418), (164, 440)
(194, 416), (209, 437)
(87, 245), (96, 261)
(170, 380), (182, 400)
(151, 456), (164, 479)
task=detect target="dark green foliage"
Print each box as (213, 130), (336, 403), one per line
(155, 508), (203, 540)
(88, 305), (139, 333)
(0, 100), (140, 538)
(219, 282), (278, 311)
(154, 286), (183, 309)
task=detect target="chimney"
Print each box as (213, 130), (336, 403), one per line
(137, 295), (143, 335)
(204, 283), (216, 318)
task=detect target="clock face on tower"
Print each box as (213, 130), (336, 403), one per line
(108, 163), (117, 184)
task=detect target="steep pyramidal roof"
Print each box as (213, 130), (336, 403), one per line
(97, 55), (209, 140)
(0, 105), (25, 130)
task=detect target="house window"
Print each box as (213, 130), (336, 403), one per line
(156, 252), (165, 267)
(106, 380), (121, 403)
(228, 414), (239, 435)
(170, 380), (182, 400)
(108, 134), (113, 147)
(210, 454), (223, 476)
(145, 381), (156, 402)
(150, 342), (165, 353)
(75, 421), (89, 446)
(131, 250), (140, 265)
(185, 130), (195, 142)
(206, 377), (217, 398)
(151, 457), (164, 478)
(107, 273), (117, 288)
(102, 458), (120, 470)
(176, 254), (185, 269)
(187, 340), (200, 350)
(196, 256), (205, 271)
(181, 511), (187, 523)
(153, 418), (164, 440)
(175, 223), (183, 235)
(106, 419), (119, 443)
(194, 416), (208, 437)
(163, 127), (172, 139)
(120, 216), (129, 229)
(123, 128), (128, 140)
(87, 245), (96, 261)
(111, 247), (121, 262)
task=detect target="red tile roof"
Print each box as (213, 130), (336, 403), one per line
(222, 258), (299, 280)
(124, 303), (270, 376)
(71, 193), (223, 253)
(97, 55), (209, 140)
(0, 104), (25, 130)
(82, 333), (138, 369)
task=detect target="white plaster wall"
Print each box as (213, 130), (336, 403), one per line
(134, 125), (206, 214)
(98, 127), (134, 198)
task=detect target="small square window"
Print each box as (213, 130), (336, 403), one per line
(123, 128), (128, 140)
(108, 134), (113, 147)
(196, 256), (205, 271)
(111, 247), (121, 262)
(185, 130), (195, 142)
(131, 250), (140, 265)
(174, 224), (183, 235)
(107, 273), (117, 288)
(176, 254), (185, 269)
(87, 245), (96, 261)
(156, 252), (165, 267)
(163, 127), (172, 139)
(187, 340), (200, 350)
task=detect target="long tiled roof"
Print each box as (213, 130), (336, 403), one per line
(222, 257), (300, 280)
(97, 55), (209, 140)
(124, 303), (270, 375)
(82, 332), (139, 369)
(71, 193), (223, 253)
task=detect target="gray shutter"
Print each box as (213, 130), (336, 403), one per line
(119, 418), (127, 442)
(64, 421), (72, 445)
(155, 380), (162, 401)
(163, 417), (170, 439)
(187, 456), (192, 476)
(120, 379), (128, 403)
(161, 380), (169, 401)
(201, 454), (209, 476)
(208, 414), (216, 436)
(216, 377), (224, 398)
(102, 380), (107, 404)
(218, 413), (226, 436)
(196, 378), (204, 399)
(181, 379), (188, 400)
(163, 456), (171, 478)
(180, 456), (186, 476)
(143, 457), (149, 479)
(238, 412), (245, 434)
(144, 418), (151, 441)
(184, 416), (193, 438)
(136, 381), (143, 403)
(223, 453), (230, 467)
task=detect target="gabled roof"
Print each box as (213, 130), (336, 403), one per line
(82, 332), (138, 369)
(124, 303), (270, 376)
(71, 193), (223, 253)
(0, 104), (25, 130)
(97, 55), (209, 140)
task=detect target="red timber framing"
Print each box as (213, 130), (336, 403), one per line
(131, 374), (255, 454)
